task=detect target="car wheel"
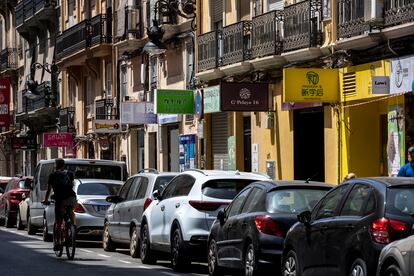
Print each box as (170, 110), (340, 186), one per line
(384, 264), (403, 276)
(244, 243), (259, 276)
(103, 222), (116, 252)
(42, 216), (52, 242)
(5, 206), (13, 228)
(16, 209), (24, 230)
(27, 212), (37, 235)
(349, 258), (367, 276)
(283, 250), (301, 276)
(140, 223), (156, 264)
(208, 239), (223, 276)
(130, 226), (140, 258)
(171, 227), (190, 272)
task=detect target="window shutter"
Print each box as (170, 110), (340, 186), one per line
(268, 0), (283, 11)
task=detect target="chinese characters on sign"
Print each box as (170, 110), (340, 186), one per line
(0, 78), (10, 127)
(301, 71), (324, 98)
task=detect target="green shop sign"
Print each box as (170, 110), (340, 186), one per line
(155, 89), (195, 114)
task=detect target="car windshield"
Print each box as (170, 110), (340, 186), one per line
(267, 188), (329, 214)
(76, 183), (121, 196)
(202, 179), (257, 200)
(66, 164), (122, 180)
(153, 176), (175, 193)
(386, 187), (414, 216)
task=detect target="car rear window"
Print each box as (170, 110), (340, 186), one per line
(267, 188), (329, 214)
(386, 187), (414, 216)
(77, 183), (121, 196)
(202, 179), (257, 200)
(66, 164), (122, 181)
(153, 176), (175, 193)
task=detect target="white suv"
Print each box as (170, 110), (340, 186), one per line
(139, 169), (270, 271)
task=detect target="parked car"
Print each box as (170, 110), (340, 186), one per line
(282, 177), (414, 276)
(207, 180), (333, 276)
(27, 159), (128, 235)
(43, 179), (123, 241)
(103, 169), (178, 256)
(140, 170), (271, 271)
(17, 195), (30, 230)
(0, 177), (32, 228)
(0, 177), (12, 195)
(377, 235), (414, 276)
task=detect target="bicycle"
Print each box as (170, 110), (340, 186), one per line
(43, 201), (76, 260)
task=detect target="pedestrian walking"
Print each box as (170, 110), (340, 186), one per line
(397, 147), (414, 177)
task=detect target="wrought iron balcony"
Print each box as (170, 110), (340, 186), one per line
(284, 0), (322, 52)
(0, 48), (17, 71)
(59, 107), (75, 133)
(385, 0), (414, 27)
(15, 2), (24, 27)
(222, 21), (251, 66)
(197, 30), (220, 72)
(95, 98), (119, 120)
(0, 0), (18, 11)
(15, 0), (57, 29)
(90, 14), (112, 47)
(56, 20), (87, 60)
(20, 82), (52, 113)
(251, 10), (284, 59)
(116, 5), (142, 42)
(337, 0), (369, 39)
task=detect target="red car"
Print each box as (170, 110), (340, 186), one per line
(0, 177), (32, 228)
(0, 177), (12, 195)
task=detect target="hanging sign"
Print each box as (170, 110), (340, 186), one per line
(390, 55), (414, 94)
(0, 78), (10, 127)
(155, 89), (195, 114)
(121, 102), (157, 124)
(11, 136), (37, 150)
(93, 120), (121, 133)
(221, 83), (269, 111)
(203, 86), (220, 113)
(43, 133), (73, 147)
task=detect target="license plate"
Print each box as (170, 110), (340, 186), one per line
(94, 205), (108, 213)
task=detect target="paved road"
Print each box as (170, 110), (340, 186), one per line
(0, 227), (209, 276)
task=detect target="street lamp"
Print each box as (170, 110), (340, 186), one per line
(25, 62), (60, 107)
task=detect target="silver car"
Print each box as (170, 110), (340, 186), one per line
(377, 235), (414, 276)
(43, 179), (123, 241)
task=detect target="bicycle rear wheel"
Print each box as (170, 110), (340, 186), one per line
(65, 223), (76, 260)
(53, 223), (63, 257)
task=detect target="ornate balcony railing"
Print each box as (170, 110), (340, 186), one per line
(116, 5), (142, 42)
(95, 98), (118, 120)
(0, 48), (17, 71)
(284, 0), (322, 52)
(34, 0), (56, 13)
(56, 20), (87, 60)
(222, 21), (251, 66)
(90, 14), (112, 47)
(24, 0), (34, 19)
(251, 10), (284, 59)
(59, 107), (75, 133)
(15, 2), (24, 27)
(15, 0), (57, 28)
(337, 0), (369, 39)
(197, 30), (220, 72)
(385, 0), (414, 26)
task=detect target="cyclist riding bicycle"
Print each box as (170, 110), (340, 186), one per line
(42, 158), (77, 251)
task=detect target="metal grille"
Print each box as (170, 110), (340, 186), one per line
(337, 0), (369, 39)
(0, 48), (17, 71)
(211, 113), (228, 170)
(95, 98), (118, 120)
(251, 10), (284, 59)
(56, 20), (87, 60)
(197, 30), (219, 72)
(59, 107), (75, 133)
(384, 0), (414, 26)
(283, 0), (322, 52)
(222, 21), (251, 66)
(342, 72), (357, 98)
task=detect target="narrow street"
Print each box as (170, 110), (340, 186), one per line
(0, 228), (208, 276)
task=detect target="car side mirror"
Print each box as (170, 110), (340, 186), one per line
(106, 195), (123, 204)
(297, 210), (311, 226)
(217, 209), (226, 225)
(152, 190), (161, 200)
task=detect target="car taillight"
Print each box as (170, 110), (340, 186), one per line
(370, 218), (407, 244)
(188, 200), (229, 211)
(144, 198), (152, 211)
(9, 192), (21, 200)
(255, 216), (283, 237)
(74, 203), (86, 213)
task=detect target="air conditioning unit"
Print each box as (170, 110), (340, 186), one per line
(364, 0), (384, 26)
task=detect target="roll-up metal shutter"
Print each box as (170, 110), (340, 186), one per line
(268, 0), (283, 11)
(211, 113), (228, 170)
(210, 0), (224, 24)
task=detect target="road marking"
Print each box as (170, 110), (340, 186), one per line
(119, 260), (131, 264)
(98, 254), (110, 258)
(80, 249), (93, 253)
(162, 272), (178, 276)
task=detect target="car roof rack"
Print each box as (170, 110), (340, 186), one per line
(185, 169), (207, 175)
(137, 168), (159, 174)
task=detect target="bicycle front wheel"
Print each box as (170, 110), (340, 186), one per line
(65, 223), (76, 260)
(53, 223), (63, 258)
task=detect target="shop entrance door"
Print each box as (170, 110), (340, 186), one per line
(168, 125), (180, 172)
(294, 107), (325, 182)
(244, 116), (252, 172)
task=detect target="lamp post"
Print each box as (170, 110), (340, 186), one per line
(25, 62), (60, 107)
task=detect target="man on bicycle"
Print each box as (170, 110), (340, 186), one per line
(43, 158), (77, 251)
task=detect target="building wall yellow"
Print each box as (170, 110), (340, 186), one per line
(324, 106), (339, 184)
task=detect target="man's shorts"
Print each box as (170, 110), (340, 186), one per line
(55, 197), (77, 220)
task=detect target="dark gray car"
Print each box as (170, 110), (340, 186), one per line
(103, 169), (177, 257)
(377, 235), (414, 276)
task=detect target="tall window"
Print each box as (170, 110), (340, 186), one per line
(68, 77), (76, 106)
(106, 63), (112, 97)
(186, 42), (194, 89)
(86, 76), (94, 106)
(210, 0), (223, 31)
(120, 65), (127, 99)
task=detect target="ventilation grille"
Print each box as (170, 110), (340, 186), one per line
(343, 72), (356, 98)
